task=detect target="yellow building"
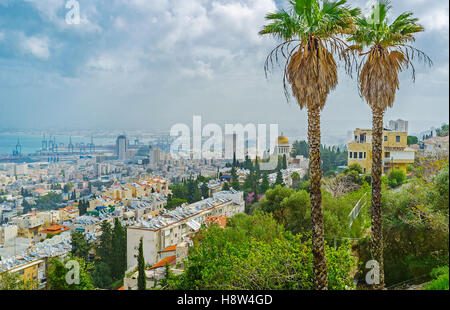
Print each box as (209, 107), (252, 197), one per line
(58, 206), (79, 221)
(5, 258), (46, 287)
(348, 128), (415, 174)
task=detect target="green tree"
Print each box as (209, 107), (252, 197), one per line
(260, 0), (359, 289)
(91, 262), (113, 289)
(97, 221), (113, 268)
(436, 124), (449, 137)
(231, 166), (240, 190)
(0, 271), (37, 290)
(111, 218), (127, 281)
(387, 169), (406, 188)
(166, 198), (187, 210)
(47, 255), (94, 290)
(275, 170), (285, 187)
(259, 173), (270, 194)
(159, 262), (174, 289)
(137, 237), (146, 290)
(78, 200), (88, 216)
(201, 182), (209, 199)
(349, 0), (432, 288)
(282, 154), (288, 169)
(292, 140), (309, 158)
(71, 231), (91, 261)
(169, 213), (355, 290)
(407, 136), (419, 145)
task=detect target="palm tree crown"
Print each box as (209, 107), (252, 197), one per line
(348, 0), (432, 110)
(260, 0), (360, 109)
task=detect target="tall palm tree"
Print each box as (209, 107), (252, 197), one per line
(348, 0), (432, 288)
(260, 0), (359, 290)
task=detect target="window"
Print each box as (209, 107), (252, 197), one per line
(355, 136), (358, 142)
(364, 152), (367, 158)
(384, 136), (388, 141)
(363, 168), (366, 173)
(396, 136), (401, 143)
(349, 152), (353, 158)
(359, 152), (363, 159)
(354, 152), (357, 159)
(385, 152), (391, 158)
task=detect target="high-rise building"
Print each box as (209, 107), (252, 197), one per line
(116, 135), (128, 160)
(388, 119), (408, 133)
(224, 133), (237, 160)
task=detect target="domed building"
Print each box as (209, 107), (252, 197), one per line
(276, 135), (291, 161)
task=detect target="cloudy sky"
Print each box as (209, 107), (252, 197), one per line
(0, 0), (448, 141)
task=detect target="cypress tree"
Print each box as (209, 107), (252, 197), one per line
(137, 237), (146, 290)
(231, 166), (240, 190)
(111, 218), (127, 281)
(97, 221), (113, 268)
(275, 170), (284, 187)
(260, 173), (269, 194)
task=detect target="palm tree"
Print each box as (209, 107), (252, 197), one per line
(259, 0), (359, 290)
(348, 0), (431, 288)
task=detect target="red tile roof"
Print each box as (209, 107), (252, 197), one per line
(150, 255), (176, 269)
(40, 224), (70, 234)
(159, 245), (176, 253)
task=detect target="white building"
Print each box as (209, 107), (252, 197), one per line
(388, 119), (409, 133)
(0, 224), (18, 245)
(126, 190), (245, 270)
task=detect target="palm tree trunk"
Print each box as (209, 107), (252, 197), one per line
(370, 107), (385, 289)
(307, 105), (328, 290)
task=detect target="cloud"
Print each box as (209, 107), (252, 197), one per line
(181, 60), (214, 79)
(19, 34), (50, 59)
(0, 0), (448, 133)
(23, 0), (102, 34)
(421, 7), (449, 32)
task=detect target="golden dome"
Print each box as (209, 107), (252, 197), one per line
(277, 136), (289, 145)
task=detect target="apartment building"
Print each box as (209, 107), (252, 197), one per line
(4, 258), (46, 289)
(126, 190), (245, 270)
(58, 206), (79, 221)
(12, 214), (45, 238)
(0, 224), (18, 245)
(348, 128), (415, 174)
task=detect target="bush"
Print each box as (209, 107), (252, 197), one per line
(169, 213), (356, 290)
(425, 267), (449, 290)
(387, 169), (406, 188)
(381, 184), (449, 286)
(347, 164), (363, 174)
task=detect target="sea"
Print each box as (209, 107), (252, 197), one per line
(0, 134), (115, 156)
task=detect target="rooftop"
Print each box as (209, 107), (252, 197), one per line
(151, 255), (176, 269)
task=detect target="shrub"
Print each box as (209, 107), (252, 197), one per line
(169, 213), (356, 290)
(425, 266), (449, 290)
(387, 169), (406, 188)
